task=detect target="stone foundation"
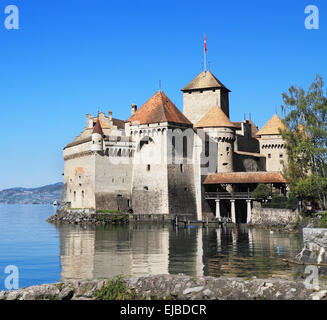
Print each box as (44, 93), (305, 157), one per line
(251, 202), (299, 227)
(47, 209), (129, 225)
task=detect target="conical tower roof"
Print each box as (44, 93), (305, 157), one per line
(181, 71), (230, 92)
(194, 106), (236, 128)
(257, 114), (286, 136)
(126, 91), (192, 125)
(92, 116), (104, 135)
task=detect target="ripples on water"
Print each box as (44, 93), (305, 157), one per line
(0, 205), (305, 290)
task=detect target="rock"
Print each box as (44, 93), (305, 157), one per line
(183, 286), (204, 295)
(6, 290), (22, 300)
(311, 290), (327, 300)
(59, 287), (74, 300)
(0, 291), (7, 300)
(264, 282), (274, 288)
(202, 289), (215, 299)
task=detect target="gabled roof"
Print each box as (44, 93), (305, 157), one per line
(181, 71), (230, 92)
(257, 115), (287, 136)
(93, 117), (104, 135)
(126, 91), (192, 126)
(203, 172), (286, 184)
(194, 106), (236, 128)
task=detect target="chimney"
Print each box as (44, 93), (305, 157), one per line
(108, 110), (113, 121)
(86, 114), (93, 128)
(131, 104), (137, 116)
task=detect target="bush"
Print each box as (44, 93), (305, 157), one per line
(252, 184), (271, 200)
(262, 195), (298, 209)
(94, 276), (139, 300)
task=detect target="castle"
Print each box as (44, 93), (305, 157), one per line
(61, 70), (288, 223)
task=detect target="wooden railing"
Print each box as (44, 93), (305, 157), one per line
(204, 192), (254, 200)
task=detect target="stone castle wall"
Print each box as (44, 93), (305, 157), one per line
(183, 89), (229, 124)
(251, 202), (298, 226)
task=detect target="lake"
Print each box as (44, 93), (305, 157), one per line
(0, 204), (305, 291)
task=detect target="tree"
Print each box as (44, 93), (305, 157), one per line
(280, 75), (327, 209)
(252, 184), (271, 200)
(294, 174), (327, 209)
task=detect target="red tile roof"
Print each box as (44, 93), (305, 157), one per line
(93, 117), (104, 135)
(203, 172), (286, 184)
(126, 91), (192, 125)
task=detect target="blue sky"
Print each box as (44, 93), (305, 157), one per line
(0, 0), (326, 190)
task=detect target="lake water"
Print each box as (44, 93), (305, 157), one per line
(0, 204), (305, 291)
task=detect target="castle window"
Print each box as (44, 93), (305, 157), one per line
(73, 191), (76, 201)
(180, 164), (184, 172)
(147, 164), (151, 171)
(223, 163), (228, 166)
(112, 178), (115, 183)
(183, 136), (188, 159)
(268, 154), (272, 159)
(184, 187), (189, 191)
(82, 191), (85, 200)
(172, 136), (176, 164)
(144, 186), (149, 191)
(280, 154), (283, 158)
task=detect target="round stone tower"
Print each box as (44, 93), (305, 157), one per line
(216, 127), (235, 173)
(194, 106), (236, 173)
(91, 117), (104, 152)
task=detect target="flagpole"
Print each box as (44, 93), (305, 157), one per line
(204, 34), (207, 73)
(204, 45), (206, 72)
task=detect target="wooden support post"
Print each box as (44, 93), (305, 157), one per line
(246, 200), (252, 224)
(230, 200), (236, 223)
(215, 200), (221, 220)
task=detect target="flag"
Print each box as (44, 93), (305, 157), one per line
(204, 34), (207, 54)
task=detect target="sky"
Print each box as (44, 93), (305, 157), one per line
(0, 0), (326, 190)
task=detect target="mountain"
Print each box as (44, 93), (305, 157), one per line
(0, 183), (63, 204)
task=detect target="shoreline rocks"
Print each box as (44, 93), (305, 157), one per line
(47, 209), (129, 225)
(0, 274), (324, 300)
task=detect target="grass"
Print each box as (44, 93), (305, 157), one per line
(96, 209), (123, 214)
(94, 276), (140, 300)
(319, 211), (327, 228)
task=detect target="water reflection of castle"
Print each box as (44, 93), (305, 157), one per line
(58, 225), (302, 281)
